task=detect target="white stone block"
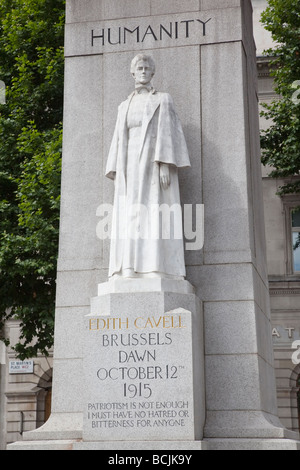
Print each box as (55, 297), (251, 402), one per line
(84, 310), (195, 441)
(200, 0), (242, 9)
(151, 0), (200, 15)
(205, 355), (262, 411)
(51, 359), (83, 414)
(83, 282), (205, 442)
(207, 438), (300, 451)
(65, 9), (242, 57)
(53, 307), (87, 359)
(204, 301), (258, 355)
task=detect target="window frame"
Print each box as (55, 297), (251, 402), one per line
(292, 214), (300, 273)
(283, 198), (300, 275)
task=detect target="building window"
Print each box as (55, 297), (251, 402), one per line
(44, 388), (52, 423)
(283, 199), (300, 275)
(292, 209), (300, 273)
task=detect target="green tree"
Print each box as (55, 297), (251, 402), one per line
(0, 0), (65, 359)
(260, 0), (300, 195)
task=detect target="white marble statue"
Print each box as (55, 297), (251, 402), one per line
(106, 54), (191, 279)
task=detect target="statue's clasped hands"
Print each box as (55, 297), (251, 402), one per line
(160, 163), (170, 190)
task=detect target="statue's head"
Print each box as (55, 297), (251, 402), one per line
(130, 54), (155, 86)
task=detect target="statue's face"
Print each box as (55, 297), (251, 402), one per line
(133, 60), (154, 85)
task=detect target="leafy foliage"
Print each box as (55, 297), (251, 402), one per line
(260, 0), (300, 195)
(0, 0), (65, 359)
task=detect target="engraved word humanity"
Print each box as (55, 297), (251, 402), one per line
(91, 18), (212, 47)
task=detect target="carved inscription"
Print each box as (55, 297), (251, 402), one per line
(84, 311), (195, 440)
(91, 18), (212, 47)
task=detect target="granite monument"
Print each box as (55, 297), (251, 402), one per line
(7, 0), (300, 451)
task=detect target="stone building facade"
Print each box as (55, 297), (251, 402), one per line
(0, 321), (53, 448)
(254, 0), (300, 433)
(0, 0), (299, 449)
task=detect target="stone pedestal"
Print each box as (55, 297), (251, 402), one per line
(76, 279), (206, 450)
(9, 280), (207, 451)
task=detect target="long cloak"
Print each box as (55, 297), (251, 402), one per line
(105, 90), (191, 278)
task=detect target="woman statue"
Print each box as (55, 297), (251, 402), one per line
(106, 54), (190, 279)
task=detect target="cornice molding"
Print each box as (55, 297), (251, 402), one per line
(257, 56), (277, 78)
